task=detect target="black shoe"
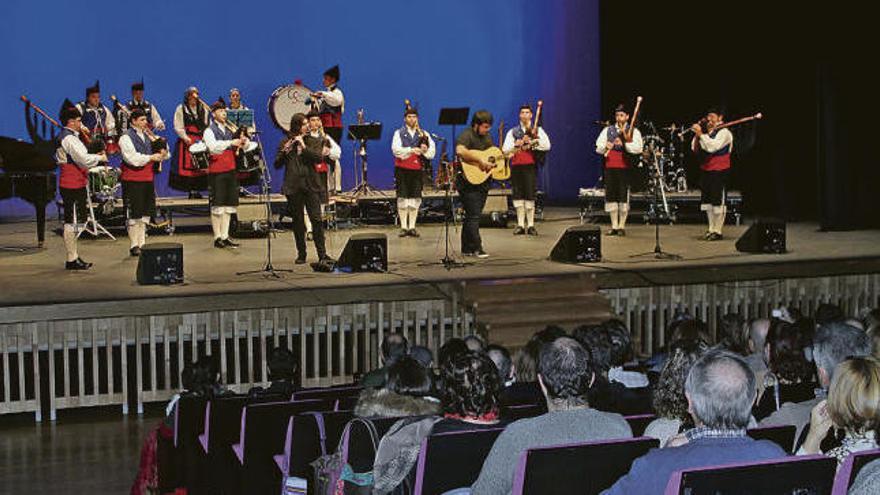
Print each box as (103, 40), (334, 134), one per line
(703, 231), (713, 240)
(294, 255), (307, 265)
(399, 229), (409, 238)
(319, 255), (336, 264)
(527, 226), (538, 236)
(606, 229), (618, 236)
(129, 246), (141, 257)
(66, 258), (91, 270)
(222, 238), (239, 248)
(214, 238), (226, 249)
(707, 232), (723, 241)
(408, 229), (420, 238)
(617, 229), (626, 237)
(513, 226), (526, 236)
(462, 251), (475, 257)
(188, 191), (203, 199)
(475, 250), (489, 259)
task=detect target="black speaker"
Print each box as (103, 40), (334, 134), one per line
(337, 233), (388, 272)
(735, 219), (786, 254)
(550, 225), (601, 263)
(136, 242), (184, 285)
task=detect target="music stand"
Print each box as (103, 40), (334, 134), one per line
(438, 107), (469, 146)
(346, 123), (383, 197)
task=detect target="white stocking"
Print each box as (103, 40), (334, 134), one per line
(408, 198), (421, 230)
(210, 207), (223, 240)
(127, 219), (139, 249)
(525, 200), (536, 228)
(396, 198), (408, 230)
(618, 204), (629, 230)
(513, 199), (526, 228)
(139, 217), (149, 246)
(63, 223), (78, 262)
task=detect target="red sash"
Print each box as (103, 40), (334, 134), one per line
(701, 153), (731, 171)
(59, 163), (88, 189)
(604, 149), (628, 169)
(394, 153), (422, 171)
(209, 149), (236, 174)
(510, 150), (536, 166)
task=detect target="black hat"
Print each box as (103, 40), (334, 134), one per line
(131, 78), (144, 91)
(707, 105), (725, 116)
(130, 108), (147, 121)
(210, 97), (227, 112)
(323, 65), (340, 82)
(404, 101), (418, 116)
(614, 103), (628, 114)
(519, 103), (533, 111)
(86, 80), (100, 97)
(59, 98), (81, 123)
(306, 109), (321, 119)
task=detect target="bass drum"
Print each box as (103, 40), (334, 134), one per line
(268, 83), (314, 132)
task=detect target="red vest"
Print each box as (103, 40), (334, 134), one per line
(604, 149), (628, 169)
(121, 162), (154, 182)
(59, 163), (89, 189)
(209, 149), (236, 174)
(510, 149), (536, 166)
(701, 153), (731, 171)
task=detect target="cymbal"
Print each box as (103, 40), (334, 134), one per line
(661, 124), (679, 131)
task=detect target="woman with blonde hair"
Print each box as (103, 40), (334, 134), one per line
(799, 357), (880, 465)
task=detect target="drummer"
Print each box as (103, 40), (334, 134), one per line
(313, 65), (345, 145)
(171, 86), (209, 199)
(203, 98), (248, 248)
(118, 108), (168, 256)
(303, 109), (340, 240)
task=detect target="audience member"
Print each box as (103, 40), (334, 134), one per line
(472, 338), (632, 494)
(753, 320), (816, 420)
(860, 307), (880, 335)
(438, 338), (469, 368)
(604, 319), (649, 388)
(409, 345), (434, 369)
(602, 350), (787, 495)
(464, 334), (487, 353)
(434, 351), (504, 432)
(487, 343), (544, 409)
(644, 339), (708, 446)
(355, 356), (440, 418)
(744, 318), (771, 380)
(361, 332), (408, 388)
(760, 321), (872, 440)
(814, 303), (844, 327)
(850, 458), (880, 495)
(248, 346), (299, 398)
(798, 357), (880, 466)
(717, 313), (748, 356)
(512, 326), (565, 383)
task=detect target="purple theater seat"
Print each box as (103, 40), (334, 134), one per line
(413, 427), (505, 495)
(663, 454), (836, 495)
(512, 436), (659, 495)
(746, 424), (797, 454)
(831, 448), (880, 495)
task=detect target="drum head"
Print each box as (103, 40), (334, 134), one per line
(90, 165), (111, 174)
(268, 84), (313, 132)
(243, 141), (259, 152)
(189, 141), (207, 152)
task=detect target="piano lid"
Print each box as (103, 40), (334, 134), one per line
(0, 136), (56, 173)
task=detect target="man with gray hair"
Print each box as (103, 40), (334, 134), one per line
(603, 350), (786, 495)
(760, 321), (871, 441)
(471, 337), (632, 495)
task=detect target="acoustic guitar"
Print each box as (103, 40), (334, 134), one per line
(459, 120), (510, 184)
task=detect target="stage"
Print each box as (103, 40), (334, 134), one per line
(3, 207), (880, 313)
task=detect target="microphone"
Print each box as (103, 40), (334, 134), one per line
(430, 133), (446, 141)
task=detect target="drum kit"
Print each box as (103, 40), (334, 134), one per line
(636, 121), (688, 195)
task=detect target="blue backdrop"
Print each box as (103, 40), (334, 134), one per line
(1, 0), (600, 217)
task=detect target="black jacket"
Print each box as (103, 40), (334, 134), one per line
(274, 134), (325, 195)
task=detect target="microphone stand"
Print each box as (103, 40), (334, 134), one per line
(236, 132), (292, 277)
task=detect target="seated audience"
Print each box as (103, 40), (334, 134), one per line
(438, 338), (469, 367)
(744, 318), (771, 382)
(860, 307), (880, 335)
(753, 320), (816, 420)
(434, 351), (505, 433)
(512, 326), (565, 384)
(602, 350), (787, 495)
(409, 345), (434, 369)
(487, 343), (544, 407)
(355, 356), (440, 418)
(248, 346), (299, 398)
(814, 303), (845, 327)
(464, 334), (487, 353)
(361, 332), (408, 388)
(716, 312), (748, 356)
(604, 319), (649, 388)
(760, 321), (872, 440)
(472, 337), (632, 494)
(798, 357), (880, 466)
(644, 338), (709, 446)
(850, 458), (880, 495)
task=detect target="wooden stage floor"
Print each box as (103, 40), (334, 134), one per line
(2, 207), (880, 315)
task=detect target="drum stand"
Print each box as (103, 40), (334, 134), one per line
(78, 186), (116, 241)
(236, 133), (292, 278)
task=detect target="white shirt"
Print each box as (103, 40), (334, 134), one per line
(55, 128), (104, 169)
(608, 367), (649, 389)
(502, 125), (551, 154)
(130, 99), (165, 131)
(693, 127), (733, 153)
(203, 123), (235, 155)
(311, 131), (341, 161)
(173, 104), (209, 140)
(595, 125), (643, 155)
(76, 102), (116, 135)
(118, 130), (154, 168)
(392, 126), (436, 160)
(318, 86), (345, 112)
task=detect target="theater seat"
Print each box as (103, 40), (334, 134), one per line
(831, 448), (880, 494)
(664, 455), (836, 495)
(413, 427), (506, 495)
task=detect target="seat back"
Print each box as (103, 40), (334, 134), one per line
(292, 384), (363, 402)
(174, 396), (208, 494)
(665, 454), (836, 495)
(503, 403), (546, 421)
(238, 399), (335, 495)
(623, 414), (657, 437)
(512, 436), (659, 495)
(414, 427), (505, 495)
(344, 416), (403, 472)
(746, 425), (797, 454)
(832, 448), (880, 494)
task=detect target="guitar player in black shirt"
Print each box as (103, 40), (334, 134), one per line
(455, 110), (495, 258)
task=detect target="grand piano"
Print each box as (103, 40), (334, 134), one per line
(0, 99), (60, 247)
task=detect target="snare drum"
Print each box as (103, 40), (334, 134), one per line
(188, 141), (210, 170)
(88, 165), (120, 197)
(235, 141), (263, 172)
